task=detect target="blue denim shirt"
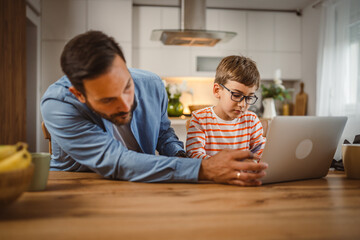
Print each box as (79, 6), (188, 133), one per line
(40, 68), (201, 182)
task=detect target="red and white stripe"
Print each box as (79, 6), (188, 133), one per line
(186, 107), (266, 160)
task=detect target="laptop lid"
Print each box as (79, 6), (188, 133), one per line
(260, 116), (347, 184)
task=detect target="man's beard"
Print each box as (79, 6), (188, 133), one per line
(85, 100), (136, 126)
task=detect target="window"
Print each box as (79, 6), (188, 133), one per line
(348, 0), (360, 114)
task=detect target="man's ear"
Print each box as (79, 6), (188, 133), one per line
(213, 83), (221, 99)
(69, 86), (86, 103)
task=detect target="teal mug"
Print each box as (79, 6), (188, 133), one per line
(28, 152), (51, 191)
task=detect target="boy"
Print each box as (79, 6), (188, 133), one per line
(186, 55), (266, 159)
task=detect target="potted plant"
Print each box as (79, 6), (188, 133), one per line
(163, 80), (193, 117)
(261, 69), (290, 119)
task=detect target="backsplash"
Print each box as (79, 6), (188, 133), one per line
(163, 77), (301, 116)
(163, 77), (217, 114)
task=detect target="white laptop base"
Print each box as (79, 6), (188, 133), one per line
(260, 116), (347, 184)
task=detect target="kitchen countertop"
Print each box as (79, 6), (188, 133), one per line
(169, 116), (191, 125)
(0, 171), (360, 239)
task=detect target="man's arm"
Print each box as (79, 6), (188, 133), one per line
(41, 98), (201, 182)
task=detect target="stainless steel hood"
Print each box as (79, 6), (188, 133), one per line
(150, 0), (236, 47)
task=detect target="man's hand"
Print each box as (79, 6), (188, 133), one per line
(198, 149), (268, 186)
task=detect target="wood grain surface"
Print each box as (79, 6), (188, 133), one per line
(0, 171), (359, 240)
(0, 0), (26, 144)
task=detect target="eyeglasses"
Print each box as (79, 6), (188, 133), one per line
(219, 84), (258, 105)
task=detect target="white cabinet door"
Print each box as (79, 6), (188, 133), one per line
(133, 47), (191, 77)
(88, 0), (132, 42)
(161, 6), (180, 29)
(88, 0), (132, 66)
(247, 51), (276, 79)
(120, 42), (133, 68)
(218, 10), (246, 51)
(133, 6), (162, 48)
(133, 6), (191, 77)
(206, 9), (219, 31)
(275, 13), (301, 52)
(247, 12), (275, 51)
(247, 51), (301, 80)
(275, 52), (301, 79)
(42, 0), (87, 40)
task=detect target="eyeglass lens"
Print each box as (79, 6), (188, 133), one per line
(231, 94), (257, 105)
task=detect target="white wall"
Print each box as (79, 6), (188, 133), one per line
(301, 2), (321, 116)
(26, 3), (42, 152)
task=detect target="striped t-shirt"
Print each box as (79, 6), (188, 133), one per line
(186, 106), (266, 159)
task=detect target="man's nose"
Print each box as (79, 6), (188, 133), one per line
(116, 97), (131, 112)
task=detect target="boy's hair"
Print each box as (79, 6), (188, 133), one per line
(214, 55), (260, 89)
(60, 30), (126, 96)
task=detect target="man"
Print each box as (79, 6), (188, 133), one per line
(41, 31), (267, 186)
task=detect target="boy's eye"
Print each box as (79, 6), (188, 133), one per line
(232, 93), (243, 98)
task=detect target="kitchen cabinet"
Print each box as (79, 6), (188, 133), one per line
(218, 10), (247, 51)
(41, 0), (133, 94)
(42, 0), (87, 40)
(247, 51), (301, 79)
(247, 12), (275, 51)
(88, 0), (133, 64)
(274, 52), (302, 79)
(132, 6), (190, 76)
(133, 6), (162, 48)
(275, 13), (301, 52)
(133, 6), (302, 80)
(133, 47), (191, 76)
(88, 0), (132, 42)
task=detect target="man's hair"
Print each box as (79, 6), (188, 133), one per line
(214, 55), (260, 89)
(60, 30), (126, 95)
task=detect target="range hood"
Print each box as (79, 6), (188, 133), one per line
(150, 0), (236, 47)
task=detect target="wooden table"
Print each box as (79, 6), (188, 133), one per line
(1, 171), (360, 240)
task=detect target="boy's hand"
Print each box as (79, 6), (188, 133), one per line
(198, 149), (268, 186)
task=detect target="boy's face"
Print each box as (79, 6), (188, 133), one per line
(213, 80), (257, 121)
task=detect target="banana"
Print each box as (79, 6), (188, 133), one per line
(0, 142), (28, 161)
(0, 145), (17, 161)
(0, 147), (32, 172)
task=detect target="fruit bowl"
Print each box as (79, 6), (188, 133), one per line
(0, 163), (34, 206)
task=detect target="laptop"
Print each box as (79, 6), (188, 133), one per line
(260, 116), (347, 184)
